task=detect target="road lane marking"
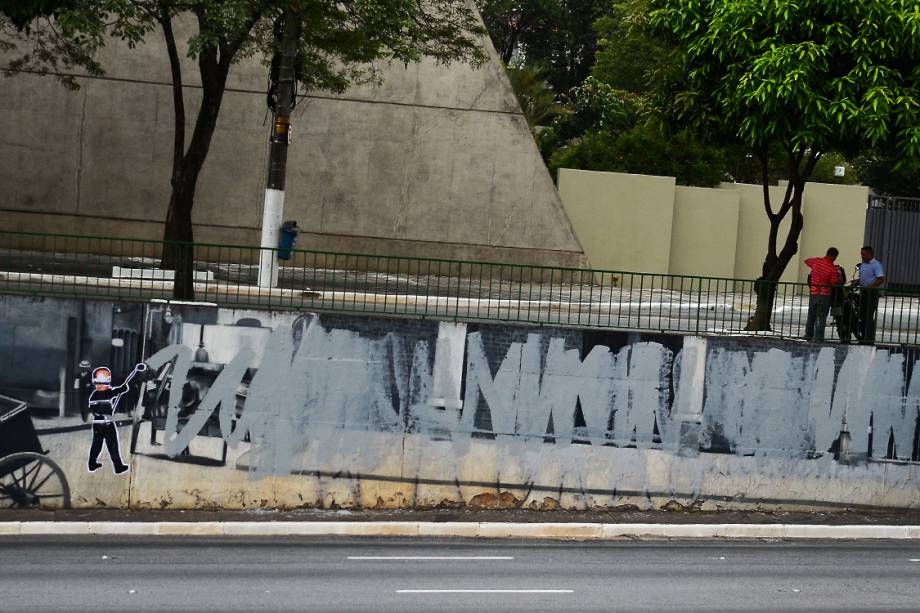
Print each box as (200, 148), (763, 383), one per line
(397, 590), (572, 594)
(348, 556), (514, 560)
(910, 559), (920, 562)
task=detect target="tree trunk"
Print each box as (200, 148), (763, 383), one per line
(748, 272), (778, 331)
(158, 7), (195, 300)
(743, 146), (822, 333)
(162, 188), (195, 300)
(157, 43), (230, 300)
(501, 28), (520, 64)
(745, 184), (806, 331)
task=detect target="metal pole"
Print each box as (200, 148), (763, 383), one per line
(258, 11), (300, 288)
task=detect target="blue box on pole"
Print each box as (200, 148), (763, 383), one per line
(278, 220), (299, 260)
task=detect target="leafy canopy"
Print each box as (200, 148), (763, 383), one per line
(592, 0), (669, 94)
(648, 0), (920, 167)
(476, 0), (606, 91)
(504, 64), (569, 129)
(2, 0), (488, 93)
(548, 124), (727, 187)
(537, 76), (727, 186)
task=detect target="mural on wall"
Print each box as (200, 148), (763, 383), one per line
(1, 295), (919, 509)
(86, 363), (146, 474)
(122, 306), (920, 478)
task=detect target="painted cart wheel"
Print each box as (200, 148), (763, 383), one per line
(0, 452), (71, 509)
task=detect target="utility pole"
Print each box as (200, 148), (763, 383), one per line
(258, 11), (300, 288)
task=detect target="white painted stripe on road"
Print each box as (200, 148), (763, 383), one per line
(349, 556), (514, 560)
(397, 590), (572, 594)
(910, 559), (920, 562)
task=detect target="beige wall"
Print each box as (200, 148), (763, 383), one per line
(669, 186), (740, 279)
(793, 181), (869, 283)
(559, 170), (868, 283)
(726, 183), (797, 283)
(557, 169), (675, 272)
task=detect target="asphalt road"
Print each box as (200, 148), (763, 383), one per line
(1, 537), (919, 612)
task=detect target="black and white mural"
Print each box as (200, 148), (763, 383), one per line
(1, 295), (919, 510)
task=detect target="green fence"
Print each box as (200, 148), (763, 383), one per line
(1, 230), (919, 345)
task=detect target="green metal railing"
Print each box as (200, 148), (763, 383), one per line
(1, 230), (919, 345)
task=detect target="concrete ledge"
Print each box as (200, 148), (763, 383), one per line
(111, 266), (215, 282)
(5, 522), (920, 539)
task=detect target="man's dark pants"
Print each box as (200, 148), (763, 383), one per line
(859, 288), (880, 342)
(88, 421), (127, 470)
(805, 294), (831, 340)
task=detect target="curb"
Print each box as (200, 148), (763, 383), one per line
(2, 522), (920, 539)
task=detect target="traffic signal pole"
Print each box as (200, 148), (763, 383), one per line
(258, 11), (300, 288)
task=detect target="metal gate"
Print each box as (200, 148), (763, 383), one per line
(864, 195), (920, 290)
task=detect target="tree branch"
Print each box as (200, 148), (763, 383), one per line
(775, 145), (805, 219)
(801, 150), (823, 183)
(194, 7), (217, 90)
(223, 3), (269, 62)
(158, 2), (184, 180)
(758, 148), (777, 222)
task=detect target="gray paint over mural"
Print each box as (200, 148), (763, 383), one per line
(0, 15), (584, 266)
(144, 315), (920, 475)
(3, 293), (920, 510)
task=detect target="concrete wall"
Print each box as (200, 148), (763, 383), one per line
(0, 16), (584, 268)
(795, 181), (870, 284)
(669, 186), (740, 280)
(3, 294), (920, 512)
(558, 169), (868, 281)
(728, 182), (797, 283)
(557, 170), (675, 273)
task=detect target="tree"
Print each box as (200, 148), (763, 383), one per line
(853, 151), (920, 197)
(535, 75), (727, 185)
(2, 1), (487, 298)
(591, 0), (668, 94)
(477, 0), (606, 92)
(0, 1), (102, 90)
(809, 152), (860, 186)
(504, 64), (568, 129)
(476, 0), (554, 64)
(536, 76), (643, 158)
(1, 1), (68, 28)
(548, 124), (727, 186)
(649, 0), (920, 330)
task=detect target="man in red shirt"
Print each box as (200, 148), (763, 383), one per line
(803, 247), (841, 341)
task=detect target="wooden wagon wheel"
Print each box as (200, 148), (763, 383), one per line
(0, 452), (71, 509)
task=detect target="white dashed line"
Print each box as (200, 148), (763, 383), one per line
(397, 589), (572, 594)
(348, 556), (514, 560)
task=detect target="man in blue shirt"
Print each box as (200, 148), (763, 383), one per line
(854, 245), (885, 343)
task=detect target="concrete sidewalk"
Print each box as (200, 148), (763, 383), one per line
(3, 508), (920, 540)
(7, 507), (920, 525)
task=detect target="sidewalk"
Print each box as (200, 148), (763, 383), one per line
(4, 508), (920, 540)
(7, 507), (920, 525)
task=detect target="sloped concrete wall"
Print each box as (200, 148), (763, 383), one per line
(0, 16), (583, 267)
(2, 294), (919, 512)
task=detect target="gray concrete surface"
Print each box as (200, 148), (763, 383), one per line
(0, 13), (584, 268)
(2, 537), (919, 611)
